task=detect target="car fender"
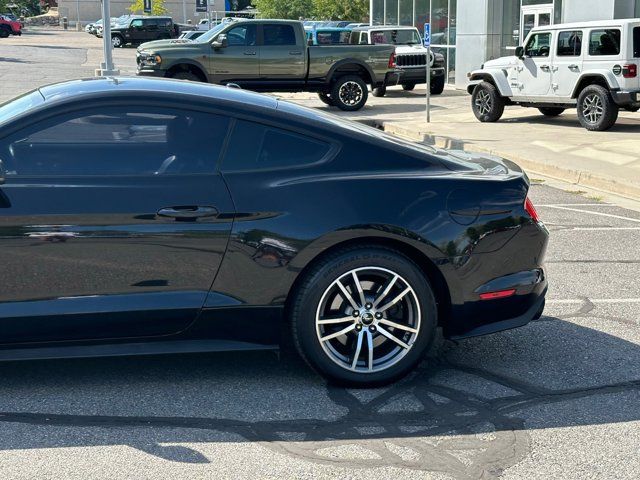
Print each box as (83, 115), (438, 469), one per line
(571, 70), (620, 98)
(163, 58), (209, 80)
(326, 58), (377, 85)
(467, 70), (513, 97)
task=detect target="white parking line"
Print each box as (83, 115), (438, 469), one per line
(540, 205), (640, 223)
(547, 298), (640, 304)
(537, 203), (612, 207)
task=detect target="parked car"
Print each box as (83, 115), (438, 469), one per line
(111, 16), (176, 48)
(350, 25), (446, 96)
(0, 76), (548, 386)
(136, 19), (401, 111)
(468, 19), (640, 131)
(305, 26), (352, 45)
(0, 14), (22, 36)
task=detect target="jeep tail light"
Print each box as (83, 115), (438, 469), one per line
(388, 52), (396, 69)
(525, 196), (540, 223)
(623, 64), (637, 78)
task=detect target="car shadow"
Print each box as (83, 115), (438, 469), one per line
(0, 312), (637, 476)
(501, 111), (640, 131)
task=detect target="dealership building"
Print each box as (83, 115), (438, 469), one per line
(371, 0), (640, 87)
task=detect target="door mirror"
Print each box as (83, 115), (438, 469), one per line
(212, 34), (228, 49)
(515, 46), (525, 59)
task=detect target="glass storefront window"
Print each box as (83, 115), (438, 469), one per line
(385, 0), (398, 25)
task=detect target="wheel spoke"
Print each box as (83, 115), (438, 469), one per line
(320, 323), (356, 342)
(377, 286), (411, 312)
(366, 330), (374, 371)
(317, 316), (353, 325)
(351, 271), (367, 308)
(378, 318), (418, 334)
(350, 330), (364, 370)
(377, 326), (410, 349)
(372, 274), (398, 308)
(336, 279), (360, 310)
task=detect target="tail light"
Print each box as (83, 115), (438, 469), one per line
(623, 64), (637, 78)
(388, 52), (396, 69)
(525, 196), (540, 223)
(479, 289), (516, 301)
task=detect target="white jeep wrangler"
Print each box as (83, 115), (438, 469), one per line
(467, 19), (640, 131)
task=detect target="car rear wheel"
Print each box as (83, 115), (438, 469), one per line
(372, 86), (386, 97)
(577, 85), (618, 131)
(402, 83), (416, 91)
(170, 71), (202, 82)
(538, 107), (565, 116)
(111, 34), (123, 48)
(317, 92), (335, 106)
(430, 75), (445, 95)
(471, 81), (505, 122)
(0, 26), (10, 38)
(291, 246), (437, 386)
(331, 75), (369, 111)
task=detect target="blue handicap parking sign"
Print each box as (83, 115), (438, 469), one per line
(423, 23), (431, 47)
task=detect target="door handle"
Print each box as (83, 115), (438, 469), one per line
(289, 50), (302, 55)
(157, 206), (219, 220)
(568, 64), (580, 70)
(540, 64), (550, 71)
(243, 51), (257, 55)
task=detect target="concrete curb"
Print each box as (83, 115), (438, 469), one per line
(380, 121), (640, 201)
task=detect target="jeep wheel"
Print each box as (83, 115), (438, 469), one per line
(577, 85), (618, 131)
(331, 75), (368, 111)
(539, 107), (565, 117)
(111, 34), (123, 48)
(372, 86), (386, 97)
(471, 81), (505, 122)
(430, 75), (445, 95)
(317, 92), (335, 106)
(170, 71), (202, 82)
(402, 83), (416, 91)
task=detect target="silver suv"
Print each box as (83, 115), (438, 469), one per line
(467, 19), (640, 131)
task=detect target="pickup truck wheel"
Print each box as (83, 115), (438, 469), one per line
(372, 86), (386, 97)
(111, 34), (123, 48)
(317, 92), (335, 106)
(577, 85), (618, 131)
(430, 76), (445, 95)
(331, 75), (368, 111)
(402, 83), (416, 91)
(170, 71), (202, 82)
(538, 107), (565, 117)
(471, 81), (504, 122)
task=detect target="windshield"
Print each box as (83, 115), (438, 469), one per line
(196, 22), (228, 43)
(371, 29), (422, 45)
(0, 90), (44, 126)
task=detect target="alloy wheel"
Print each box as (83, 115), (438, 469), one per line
(475, 90), (493, 115)
(112, 36), (121, 48)
(338, 81), (364, 106)
(582, 94), (604, 124)
(315, 267), (421, 374)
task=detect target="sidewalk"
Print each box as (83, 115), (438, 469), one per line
(378, 90), (640, 200)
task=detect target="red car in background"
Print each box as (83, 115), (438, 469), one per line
(0, 15), (22, 38)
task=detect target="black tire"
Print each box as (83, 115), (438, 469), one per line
(331, 75), (369, 111)
(0, 26), (10, 38)
(317, 92), (335, 106)
(372, 85), (386, 97)
(111, 34), (124, 48)
(170, 71), (202, 82)
(291, 246), (438, 386)
(430, 75), (445, 95)
(625, 106), (639, 113)
(471, 81), (505, 122)
(577, 84), (618, 131)
(538, 107), (565, 117)
(402, 83), (416, 91)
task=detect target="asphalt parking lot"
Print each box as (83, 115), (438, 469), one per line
(1, 30), (640, 480)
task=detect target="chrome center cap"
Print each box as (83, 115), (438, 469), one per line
(361, 312), (374, 325)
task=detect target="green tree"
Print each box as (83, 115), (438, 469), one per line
(312, 0), (369, 21)
(253, 0), (314, 20)
(128, 0), (168, 16)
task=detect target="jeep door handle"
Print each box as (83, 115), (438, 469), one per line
(289, 50), (302, 55)
(243, 51), (257, 55)
(568, 64), (580, 70)
(157, 206), (219, 219)
(540, 64), (550, 71)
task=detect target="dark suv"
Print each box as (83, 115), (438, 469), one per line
(111, 17), (175, 48)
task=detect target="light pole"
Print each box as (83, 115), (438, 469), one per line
(95, 0), (120, 76)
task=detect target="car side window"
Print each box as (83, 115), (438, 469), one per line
(131, 19), (143, 28)
(557, 30), (582, 56)
(263, 24), (296, 46)
(634, 27), (640, 57)
(589, 29), (621, 56)
(227, 25), (257, 46)
(524, 32), (551, 57)
(5, 107), (230, 177)
(222, 120), (331, 172)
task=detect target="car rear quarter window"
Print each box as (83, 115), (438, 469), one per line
(588, 29), (621, 56)
(263, 24), (296, 46)
(557, 31), (582, 56)
(634, 27), (640, 57)
(222, 120), (331, 172)
(5, 107), (230, 176)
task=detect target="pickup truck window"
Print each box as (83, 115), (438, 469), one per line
(557, 31), (582, 56)
(228, 25), (257, 46)
(223, 120), (330, 172)
(589, 29), (621, 56)
(263, 24), (296, 46)
(635, 27), (640, 57)
(524, 32), (551, 57)
(371, 29), (421, 45)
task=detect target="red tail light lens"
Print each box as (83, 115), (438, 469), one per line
(525, 197), (540, 223)
(623, 64), (638, 78)
(479, 289), (517, 301)
(388, 52), (396, 69)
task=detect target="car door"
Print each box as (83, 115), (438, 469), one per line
(143, 18), (158, 41)
(129, 18), (144, 42)
(518, 31), (554, 98)
(553, 29), (584, 99)
(259, 23), (306, 81)
(209, 24), (259, 84)
(0, 102), (234, 344)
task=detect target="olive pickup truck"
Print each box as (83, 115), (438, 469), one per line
(136, 19), (401, 111)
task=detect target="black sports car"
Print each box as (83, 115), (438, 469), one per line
(0, 77), (548, 385)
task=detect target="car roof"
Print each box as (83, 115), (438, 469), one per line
(532, 18), (640, 32)
(37, 77), (278, 110)
(351, 25), (417, 32)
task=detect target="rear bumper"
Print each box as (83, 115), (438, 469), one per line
(383, 70), (403, 86)
(611, 89), (640, 107)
